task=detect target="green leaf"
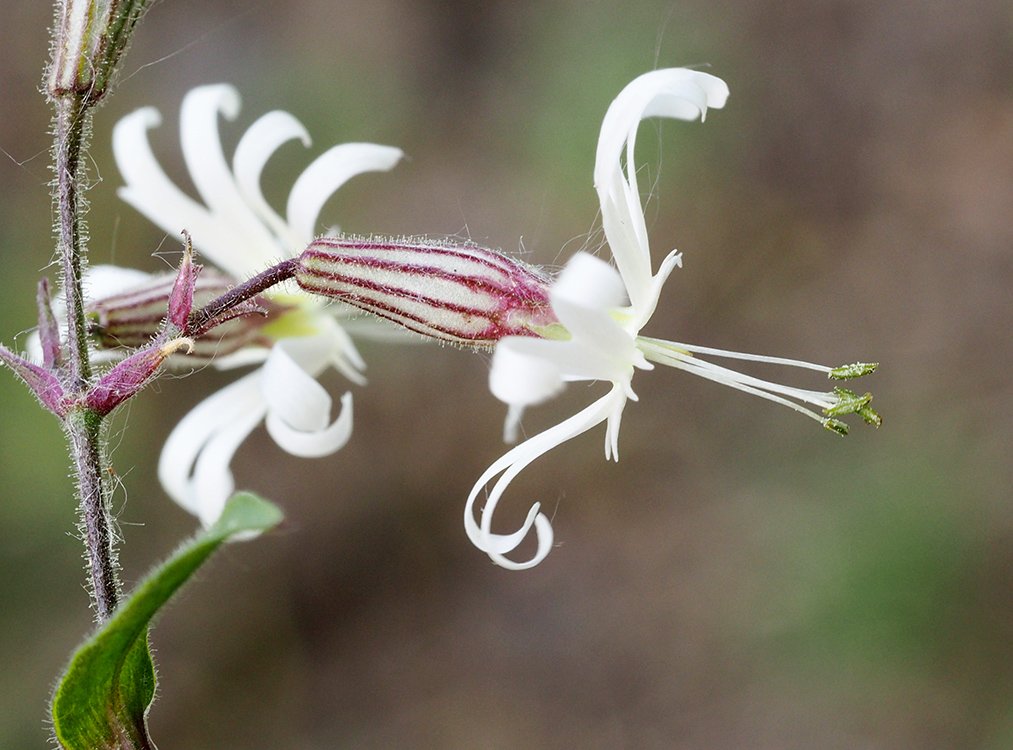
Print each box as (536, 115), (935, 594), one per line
(52, 493), (283, 750)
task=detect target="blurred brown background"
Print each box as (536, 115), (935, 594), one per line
(1, 1), (1010, 747)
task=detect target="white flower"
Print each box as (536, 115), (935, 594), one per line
(465, 69), (879, 569)
(113, 83), (402, 525)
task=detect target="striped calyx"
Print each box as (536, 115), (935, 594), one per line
(87, 270), (276, 360)
(296, 237), (558, 346)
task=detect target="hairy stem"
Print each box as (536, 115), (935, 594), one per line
(54, 96), (93, 390)
(67, 410), (120, 620)
(54, 92), (121, 621)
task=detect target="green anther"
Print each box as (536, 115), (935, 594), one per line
(823, 418), (849, 436)
(825, 388), (873, 417)
(858, 405), (883, 428)
(829, 362), (879, 380)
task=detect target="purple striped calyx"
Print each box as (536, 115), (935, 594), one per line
(87, 270), (279, 361)
(296, 237), (559, 346)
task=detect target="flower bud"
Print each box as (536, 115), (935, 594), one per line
(48, 0), (153, 103)
(296, 237), (558, 346)
(87, 270), (275, 361)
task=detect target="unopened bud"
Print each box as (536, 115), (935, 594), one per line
(296, 236), (558, 346)
(48, 0), (154, 103)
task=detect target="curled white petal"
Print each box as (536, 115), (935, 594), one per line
(265, 392), (353, 458)
(158, 370), (265, 524)
(261, 340), (333, 432)
(594, 68), (728, 309)
(233, 110), (312, 247)
(113, 107), (227, 255)
(258, 338), (355, 457)
(286, 143), (403, 243)
(464, 389), (619, 569)
(192, 409), (264, 528)
(595, 69), (728, 201)
(179, 84), (281, 273)
(321, 317), (368, 386)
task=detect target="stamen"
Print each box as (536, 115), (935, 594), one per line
(637, 337), (880, 434)
(642, 345), (833, 425)
(638, 336), (835, 374)
(639, 339), (836, 409)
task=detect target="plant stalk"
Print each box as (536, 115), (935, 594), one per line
(54, 96), (93, 390)
(67, 410), (120, 620)
(54, 92), (121, 621)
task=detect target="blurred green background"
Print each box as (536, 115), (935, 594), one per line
(1, 1), (1010, 747)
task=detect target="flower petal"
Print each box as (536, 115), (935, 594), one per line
(464, 389), (620, 569)
(179, 84), (280, 274)
(489, 254), (637, 407)
(210, 346), (271, 371)
(593, 69), (728, 309)
(233, 110), (312, 247)
(265, 391), (354, 458)
(502, 403), (526, 444)
(114, 107), (226, 253)
(553, 252), (627, 309)
(286, 143), (403, 244)
(260, 339), (333, 433)
(603, 388), (629, 461)
(490, 339), (567, 407)
(158, 369), (265, 523)
(633, 248), (683, 329)
(83, 265), (158, 299)
(259, 335), (357, 457)
(192, 408), (264, 527)
(322, 318), (368, 386)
